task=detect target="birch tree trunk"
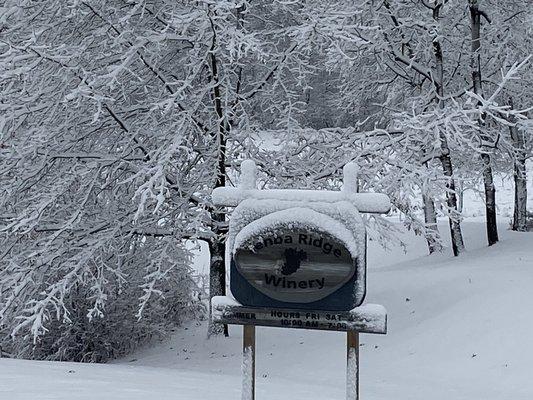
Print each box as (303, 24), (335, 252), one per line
(512, 149), (528, 232)
(512, 145), (528, 232)
(457, 179), (464, 214)
(470, 0), (499, 246)
(509, 99), (528, 232)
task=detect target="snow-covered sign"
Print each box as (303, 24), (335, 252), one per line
(212, 160), (390, 400)
(212, 160), (391, 311)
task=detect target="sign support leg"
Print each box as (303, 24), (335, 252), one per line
(346, 330), (359, 400)
(242, 325), (256, 400)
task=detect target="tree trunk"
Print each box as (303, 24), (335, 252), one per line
(208, 235), (228, 337)
(481, 153), (498, 244)
(439, 153), (466, 256)
(207, 18), (229, 337)
(422, 193), (442, 254)
(509, 106), (528, 231)
(457, 178), (464, 213)
(470, 0), (498, 245)
(513, 155), (528, 232)
(432, 4), (465, 256)
(207, 163), (229, 337)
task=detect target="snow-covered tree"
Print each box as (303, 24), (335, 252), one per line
(0, 0), (335, 356)
(468, 0), (533, 232)
(249, 0), (532, 256)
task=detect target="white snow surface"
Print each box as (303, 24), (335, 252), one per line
(232, 207), (360, 258)
(2, 220), (533, 400)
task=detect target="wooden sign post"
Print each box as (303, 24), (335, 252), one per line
(239, 325), (363, 400)
(213, 297), (384, 400)
(211, 160), (389, 399)
(242, 325), (255, 400)
(347, 331), (359, 399)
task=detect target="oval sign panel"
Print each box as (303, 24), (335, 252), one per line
(234, 231), (356, 304)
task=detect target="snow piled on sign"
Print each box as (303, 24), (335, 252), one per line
(232, 207), (360, 258)
(239, 160), (257, 190)
(349, 303), (387, 333)
(210, 295), (241, 321)
(212, 187), (391, 213)
(342, 162), (359, 194)
(227, 199), (366, 252)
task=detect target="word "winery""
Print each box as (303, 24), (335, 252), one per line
(264, 273), (326, 289)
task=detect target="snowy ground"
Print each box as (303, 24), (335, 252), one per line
(2, 217), (532, 399)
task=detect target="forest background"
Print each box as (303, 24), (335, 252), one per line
(0, 0), (531, 362)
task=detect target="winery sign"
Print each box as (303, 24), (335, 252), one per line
(230, 212), (361, 310)
(210, 160), (390, 400)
